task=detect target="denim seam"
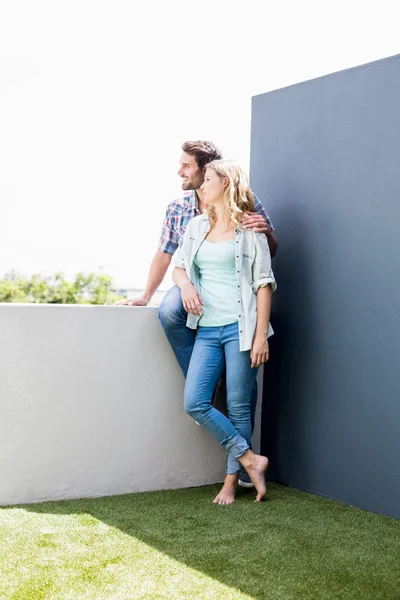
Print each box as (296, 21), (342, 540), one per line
(192, 352), (226, 438)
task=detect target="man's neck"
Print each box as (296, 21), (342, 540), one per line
(195, 188), (206, 212)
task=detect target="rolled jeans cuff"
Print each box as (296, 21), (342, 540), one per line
(225, 433), (250, 459)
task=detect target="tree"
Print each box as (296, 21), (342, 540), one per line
(0, 271), (124, 305)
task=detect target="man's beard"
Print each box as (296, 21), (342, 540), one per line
(182, 178), (202, 191)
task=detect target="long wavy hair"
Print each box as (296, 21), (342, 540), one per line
(205, 159), (255, 230)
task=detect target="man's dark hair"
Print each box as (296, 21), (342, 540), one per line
(182, 140), (222, 170)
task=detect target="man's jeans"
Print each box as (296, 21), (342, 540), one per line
(158, 285), (258, 434)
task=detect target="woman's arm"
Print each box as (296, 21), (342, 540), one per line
(171, 218), (204, 317)
(172, 267), (204, 317)
(250, 285), (272, 368)
(251, 233), (277, 294)
(250, 232), (277, 368)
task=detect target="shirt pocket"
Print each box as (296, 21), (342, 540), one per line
(241, 252), (254, 276)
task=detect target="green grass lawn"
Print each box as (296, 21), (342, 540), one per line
(1, 483), (399, 600)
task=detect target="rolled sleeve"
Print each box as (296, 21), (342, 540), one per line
(158, 207), (179, 255)
(171, 246), (186, 270)
(252, 233), (277, 293)
(253, 194), (275, 231)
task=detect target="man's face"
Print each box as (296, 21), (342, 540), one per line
(177, 152), (204, 190)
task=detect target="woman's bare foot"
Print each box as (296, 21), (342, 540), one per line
(240, 452), (269, 502)
(213, 474), (238, 505)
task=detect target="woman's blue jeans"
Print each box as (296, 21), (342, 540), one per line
(158, 285), (258, 433)
(185, 322), (258, 474)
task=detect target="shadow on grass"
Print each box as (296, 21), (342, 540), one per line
(13, 483), (400, 600)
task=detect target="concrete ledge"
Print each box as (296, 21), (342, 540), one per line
(0, 304), (261, 505)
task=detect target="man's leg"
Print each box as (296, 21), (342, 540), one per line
(158, 285), (196, 377)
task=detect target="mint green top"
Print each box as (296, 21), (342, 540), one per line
(194, 240), (238, 327)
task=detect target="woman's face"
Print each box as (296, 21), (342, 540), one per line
(200, 168), (227, 205)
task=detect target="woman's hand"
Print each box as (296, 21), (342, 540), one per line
(250, 336), (269, 368)
(181, 282), (204, 316)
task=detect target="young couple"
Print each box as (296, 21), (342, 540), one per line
(116, 141), (277, 504)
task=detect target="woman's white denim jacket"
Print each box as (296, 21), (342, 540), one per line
(172, 214), (277, 351)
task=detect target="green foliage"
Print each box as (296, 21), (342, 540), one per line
(0, 271), (124, 305)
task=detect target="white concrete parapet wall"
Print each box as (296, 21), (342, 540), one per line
(0, 305), (262, 505)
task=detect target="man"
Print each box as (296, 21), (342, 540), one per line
(116, 140), (277, 487)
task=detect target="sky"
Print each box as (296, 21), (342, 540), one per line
(1, 0), (399, 289)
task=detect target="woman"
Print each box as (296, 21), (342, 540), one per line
(172, 159), (276, 504)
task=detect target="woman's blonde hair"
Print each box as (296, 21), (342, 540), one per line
(205, 159), (255, 229)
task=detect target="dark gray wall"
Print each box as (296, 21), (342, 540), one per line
(251, 54), (400, 519)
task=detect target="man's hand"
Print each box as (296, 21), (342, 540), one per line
(242, 212), (271, 234)
(250, 336), (269, 368)
(114, 297), (149, 306)
(181, 282), (204, 316)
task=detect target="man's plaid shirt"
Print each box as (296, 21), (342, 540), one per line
(158, 190), (274, 256)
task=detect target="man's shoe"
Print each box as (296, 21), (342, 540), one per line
(238, 471), (254, 488)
